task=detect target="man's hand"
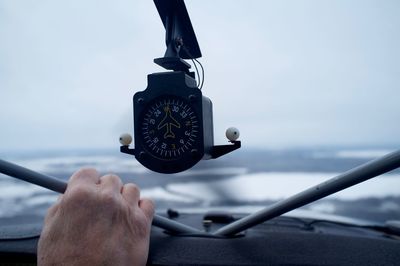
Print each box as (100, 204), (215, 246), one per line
(38, 168), (154, 266)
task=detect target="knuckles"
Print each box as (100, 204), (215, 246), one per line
(99, 190), (121, 209)
(59, 175), (153, 227)
(100, 174), (122, 186)
(66, 186), (94, 203)
(70, 168), (99, 182)
(123, 183), (140, 196)
(63, 182), (124, 211)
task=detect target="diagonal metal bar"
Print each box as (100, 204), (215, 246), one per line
(0, 159), (201, 235)
(214, 150), (400, 236)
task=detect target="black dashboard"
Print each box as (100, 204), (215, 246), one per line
(0, 214), (399, 266)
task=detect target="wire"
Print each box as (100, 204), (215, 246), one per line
(190, 58), (201, 88)
(181, 44), (205, 90)
(194, 58), (205, 90)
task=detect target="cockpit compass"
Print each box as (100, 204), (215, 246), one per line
(120, 0), (241, 174)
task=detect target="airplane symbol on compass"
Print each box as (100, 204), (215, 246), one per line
(157, 106), (181, 139)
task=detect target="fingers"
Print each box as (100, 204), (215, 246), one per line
(67, 168), (100, 190)
(121, 183), (140, 204)
(100, 174), (123, 193)
(139, 198), (155, 220)
(66, 169), (153, 218)
(122, 184), (155, 219)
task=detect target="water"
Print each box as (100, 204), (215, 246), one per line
(0, 148), (399, 225)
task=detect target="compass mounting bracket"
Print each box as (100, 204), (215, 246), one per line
(153, 0), (201, 73)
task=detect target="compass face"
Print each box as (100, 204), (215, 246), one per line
(139, 96), (200, 160)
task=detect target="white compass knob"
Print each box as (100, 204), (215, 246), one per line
(119, 133), (133, 146)
(225, 127), (240, 141)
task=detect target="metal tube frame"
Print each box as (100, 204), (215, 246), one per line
(1, 150), (400, 237)
(214, 150), (400, 236)
(0, 159), (201, 235)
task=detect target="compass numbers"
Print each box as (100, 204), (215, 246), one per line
(180, 110), (188, 118)
(141, 97), (199, 159)
(154, 109), (162, 117)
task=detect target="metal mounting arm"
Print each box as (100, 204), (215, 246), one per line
(153, 0), (201, 72)
(0, 159), (202, 235)
(211, 141), (241, 159)
(214, 149), (400, 236)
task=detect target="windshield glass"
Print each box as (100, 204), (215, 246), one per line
(1, 0), (399, 227)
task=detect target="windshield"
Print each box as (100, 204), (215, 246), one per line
(1, 1), (399, 227)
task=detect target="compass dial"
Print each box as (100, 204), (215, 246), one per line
(140, 96), (199, 160)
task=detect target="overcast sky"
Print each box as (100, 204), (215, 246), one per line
(1, 0), (399, 152)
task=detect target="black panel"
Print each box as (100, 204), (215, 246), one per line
(1, 215), (399, 265)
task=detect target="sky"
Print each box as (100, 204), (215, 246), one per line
(0, 0), (399, 152)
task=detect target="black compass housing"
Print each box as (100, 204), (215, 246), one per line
(133, 72), (213, 173)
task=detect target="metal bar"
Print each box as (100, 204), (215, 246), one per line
(215, 150), (400, 236)
(0, 159), (201, 235)
(0, 159), (67, 193)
